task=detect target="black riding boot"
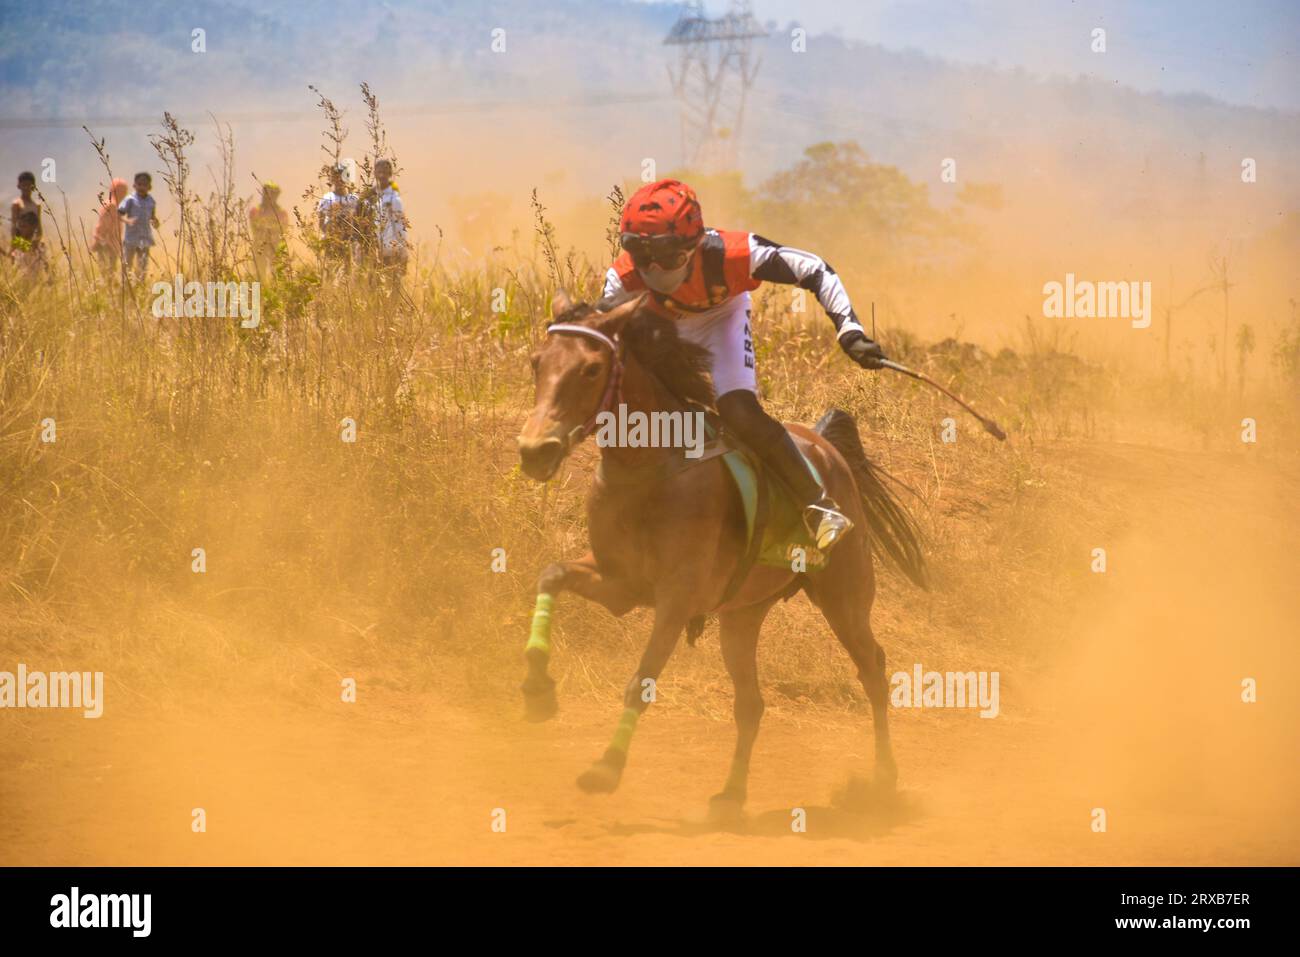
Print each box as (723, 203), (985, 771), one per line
(716, 391), (853, 551)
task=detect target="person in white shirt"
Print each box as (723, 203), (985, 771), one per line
(372, 159), (408, 274)
(317, 163), (359, 269)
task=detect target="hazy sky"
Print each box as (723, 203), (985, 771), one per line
(738, 0), (1299, 111)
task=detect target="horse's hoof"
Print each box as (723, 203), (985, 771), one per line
(707, 791), (746, 828)
(576, 760), (622, 794)
(522, 686), (558, 723)
(834, 769), (897, 811)
(520, 672), (558, 722)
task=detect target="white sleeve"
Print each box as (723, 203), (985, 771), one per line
(748, 234), (866, 341)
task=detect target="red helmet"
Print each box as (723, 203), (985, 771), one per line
(620, 179), (704, 245)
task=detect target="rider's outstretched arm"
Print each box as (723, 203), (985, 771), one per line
(748, 234), (885, 368)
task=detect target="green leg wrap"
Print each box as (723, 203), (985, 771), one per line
(525, 592), (554, 656)
(608, 707), (640, 755)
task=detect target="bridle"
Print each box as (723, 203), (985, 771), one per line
(545, 322), (623, 449)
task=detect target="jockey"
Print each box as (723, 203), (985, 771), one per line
(604, 178), (888, 553)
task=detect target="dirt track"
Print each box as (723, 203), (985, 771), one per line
(3, 440), (1297, 865)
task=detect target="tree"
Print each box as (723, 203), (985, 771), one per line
(753, 141), (959, 278)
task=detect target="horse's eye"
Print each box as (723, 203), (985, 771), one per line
(582, 362), (602, 378)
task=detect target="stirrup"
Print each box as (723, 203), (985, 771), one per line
(804, 501), (853, 552)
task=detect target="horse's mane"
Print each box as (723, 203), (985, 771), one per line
(554, 298), (716, 410)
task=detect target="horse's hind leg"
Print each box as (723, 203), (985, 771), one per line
(807, 573), (897, 790)
(708, 599), (774, 825)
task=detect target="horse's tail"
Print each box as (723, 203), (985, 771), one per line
(814, 408), (930, 591)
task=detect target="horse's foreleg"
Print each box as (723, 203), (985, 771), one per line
(522, 554), (637, 722)
(576, 599), (692, 794)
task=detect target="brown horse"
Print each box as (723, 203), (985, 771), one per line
(516, 290), (927, 820)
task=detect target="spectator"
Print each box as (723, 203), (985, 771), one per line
(249, 181), (289, 277)
(317, 163), (358, 270)
(10, 209), (46, 281)
(11, 171), (42, 245)
(90, 178), (129, 274)
(372, 159), (408, 275)
(118, 172), (160, 283)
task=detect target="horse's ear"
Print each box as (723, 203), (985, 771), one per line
(597, 291), (648, 335)
(550, 289), (573, 320)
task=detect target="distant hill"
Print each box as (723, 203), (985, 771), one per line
(2, 0), (1296, 250)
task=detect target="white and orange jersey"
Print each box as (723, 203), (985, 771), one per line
(604, 228), (866, 343)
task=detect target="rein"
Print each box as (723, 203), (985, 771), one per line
(546, 323), (623, 448)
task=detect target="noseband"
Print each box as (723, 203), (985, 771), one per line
(545, 322), (623, 448)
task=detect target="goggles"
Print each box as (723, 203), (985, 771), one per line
(620, 233), (697, 270)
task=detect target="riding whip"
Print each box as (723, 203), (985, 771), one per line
(877, 358), (1007, 441)
(869, 302), (1006, 441)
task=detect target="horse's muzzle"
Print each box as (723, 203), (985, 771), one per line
(517, 436), (566, 481)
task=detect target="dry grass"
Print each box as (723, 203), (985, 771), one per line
(2, 125), (1296, 725)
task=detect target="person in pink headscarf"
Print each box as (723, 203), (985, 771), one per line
(90, 178), (129, 274)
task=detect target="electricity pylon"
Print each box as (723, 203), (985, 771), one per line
(664, 0), (767, 172)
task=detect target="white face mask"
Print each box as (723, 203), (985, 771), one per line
(638, 261), (690, 294)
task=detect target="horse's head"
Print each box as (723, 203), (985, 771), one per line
(517, 290), (648, 481)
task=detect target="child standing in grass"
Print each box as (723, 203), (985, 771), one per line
(317, 163), (358, 272)
(9, 209), (47, 282)
(249, 181), (289, 278)
(10, 171), (42, 246)
(372, 159), (408, 275)
(90, 178), (129, 275)
(118, 172), (160, 283)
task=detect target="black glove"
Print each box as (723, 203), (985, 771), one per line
(840, 330), (887, 370)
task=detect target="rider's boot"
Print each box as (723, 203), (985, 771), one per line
(717, 391), (854, 553)
(762, 429), (854, 552)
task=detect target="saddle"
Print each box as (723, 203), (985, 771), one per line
(592, 410), (827, 622)
(711, 421), (828, 591)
